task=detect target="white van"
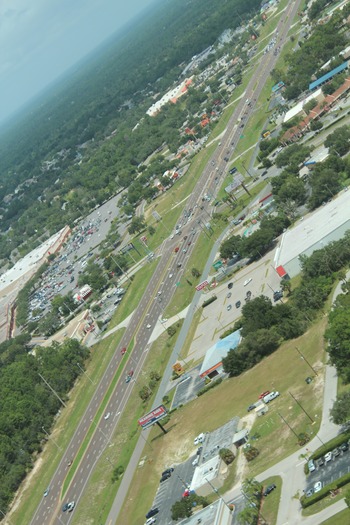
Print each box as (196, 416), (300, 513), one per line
(263, 391), (280, 404)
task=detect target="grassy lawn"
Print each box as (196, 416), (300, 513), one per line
(70, 324), (182, 525)
(108, 258), (158, 329)
(303, 488), (349, 517)
(12, 331), (124, 525)
(321, 506), (350, 524)
(117, 316), (328, 525)
(260, 476), (282, 525)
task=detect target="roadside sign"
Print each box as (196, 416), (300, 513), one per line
(196, 280), (209, 291)
(138, 405), (167, 429)
(213, 260), (223, 270)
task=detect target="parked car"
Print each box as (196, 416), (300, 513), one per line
(340, 442), (349, 452)
(227, 304), (232, 311)
(194, 433), (205, 445)
(314, 481), (322, 493)
(263, 484), (276, 496)
(146, 508), (159, 519)
(160, 472), (171, 482)
(145, 518), (157, 525)
(192, 456), (199, 466)
(228, 282), (233, 289)
(324, 451), (332, 463)
(235, 301), (241, 308)
(244, 278), (252, 286)
(227, 292), (232, 299)
(317, 457), (325, 467)
(332, 447), (340, 458)
(263, 391), (280, 404)
(307, 460), (316, 472)
(305, 488), (314, 498)
(247, 404), (255, 412)
(259, 391), (270, 400)
(162, 468), (174, 477)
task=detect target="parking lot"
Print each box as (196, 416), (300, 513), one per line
(306, 445), (350, 494)
(170, 365), (206, 410)
(150, 457), (197, 525)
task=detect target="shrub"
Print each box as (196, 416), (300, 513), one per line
(197, 377), (223, 396)
(202, 295), (217, 308)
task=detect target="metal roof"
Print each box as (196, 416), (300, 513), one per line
(309, 61), (349, 91)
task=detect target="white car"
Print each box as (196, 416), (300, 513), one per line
(67, 501), (75, 512)
(192, 456), (199, 466)
(146, 324), (152, 329)
(324, 451), (332, 463)
(244, 278), (252, 286)
(169, 273), (173, 278)
(104, 412), (110, 420)
(313, 481), (322, 493)
(194, 433), (205, 446)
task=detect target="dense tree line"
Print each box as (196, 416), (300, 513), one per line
(271, 14), (346, 100)
(0, 336), (89, 514)
(223, 234), (350, 377)
(326, 279), (350, 383)
(220, 214), (290, 260)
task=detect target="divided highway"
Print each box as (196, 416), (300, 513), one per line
(29, 2), (302, 524)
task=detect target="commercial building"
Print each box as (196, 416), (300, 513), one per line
(199, 330), (241, 378)
(274, 190), (350, 277)
(178, 498), (233, 525)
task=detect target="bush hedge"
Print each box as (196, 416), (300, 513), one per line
(202, 295), (217, 308)
(300, 471), (350, 508)
(197, 377), (223, 396)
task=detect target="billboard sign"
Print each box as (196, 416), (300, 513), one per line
(196, 280), (209, 291)
(138, 405), (167, 429)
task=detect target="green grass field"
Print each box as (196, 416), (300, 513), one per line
(117, 316), (328, 525)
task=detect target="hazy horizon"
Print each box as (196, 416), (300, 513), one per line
(0, 0), (157, 127)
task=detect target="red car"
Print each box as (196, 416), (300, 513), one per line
(129, 369), (134, 377)
(259, 391), (270, 399)
(121, 347), (127, 355)
(182, 489), (190, 498)
(174, 247), (179, 253)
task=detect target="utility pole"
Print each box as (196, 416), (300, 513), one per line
(295, 347), (318, 376)
(76, 362), (96, 385)
(38, 373), (67, 408)
(42, 426), (62, 451)
(206, 478), (232, 512)
(288, 392), (314, 424)
(278, 412), (299, 440)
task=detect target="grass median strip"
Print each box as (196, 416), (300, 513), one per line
(70, 323), (183, 525)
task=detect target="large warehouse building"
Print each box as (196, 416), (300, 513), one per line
(274, 190), (350, 277)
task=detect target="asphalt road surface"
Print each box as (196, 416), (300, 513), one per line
(29, 3), (302, 524)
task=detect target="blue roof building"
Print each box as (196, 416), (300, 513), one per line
(199, 329), (241, 378)
(309, 61), (349, 91)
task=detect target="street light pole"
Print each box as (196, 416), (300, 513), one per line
(76, 362), (96, 385)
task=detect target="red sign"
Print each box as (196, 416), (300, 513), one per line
(196, 280), (209, 291)
(138, 405), (167, 429)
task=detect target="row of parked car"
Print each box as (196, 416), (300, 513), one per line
(305, 442), (349, 498)
(308, 441), (349, 473)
